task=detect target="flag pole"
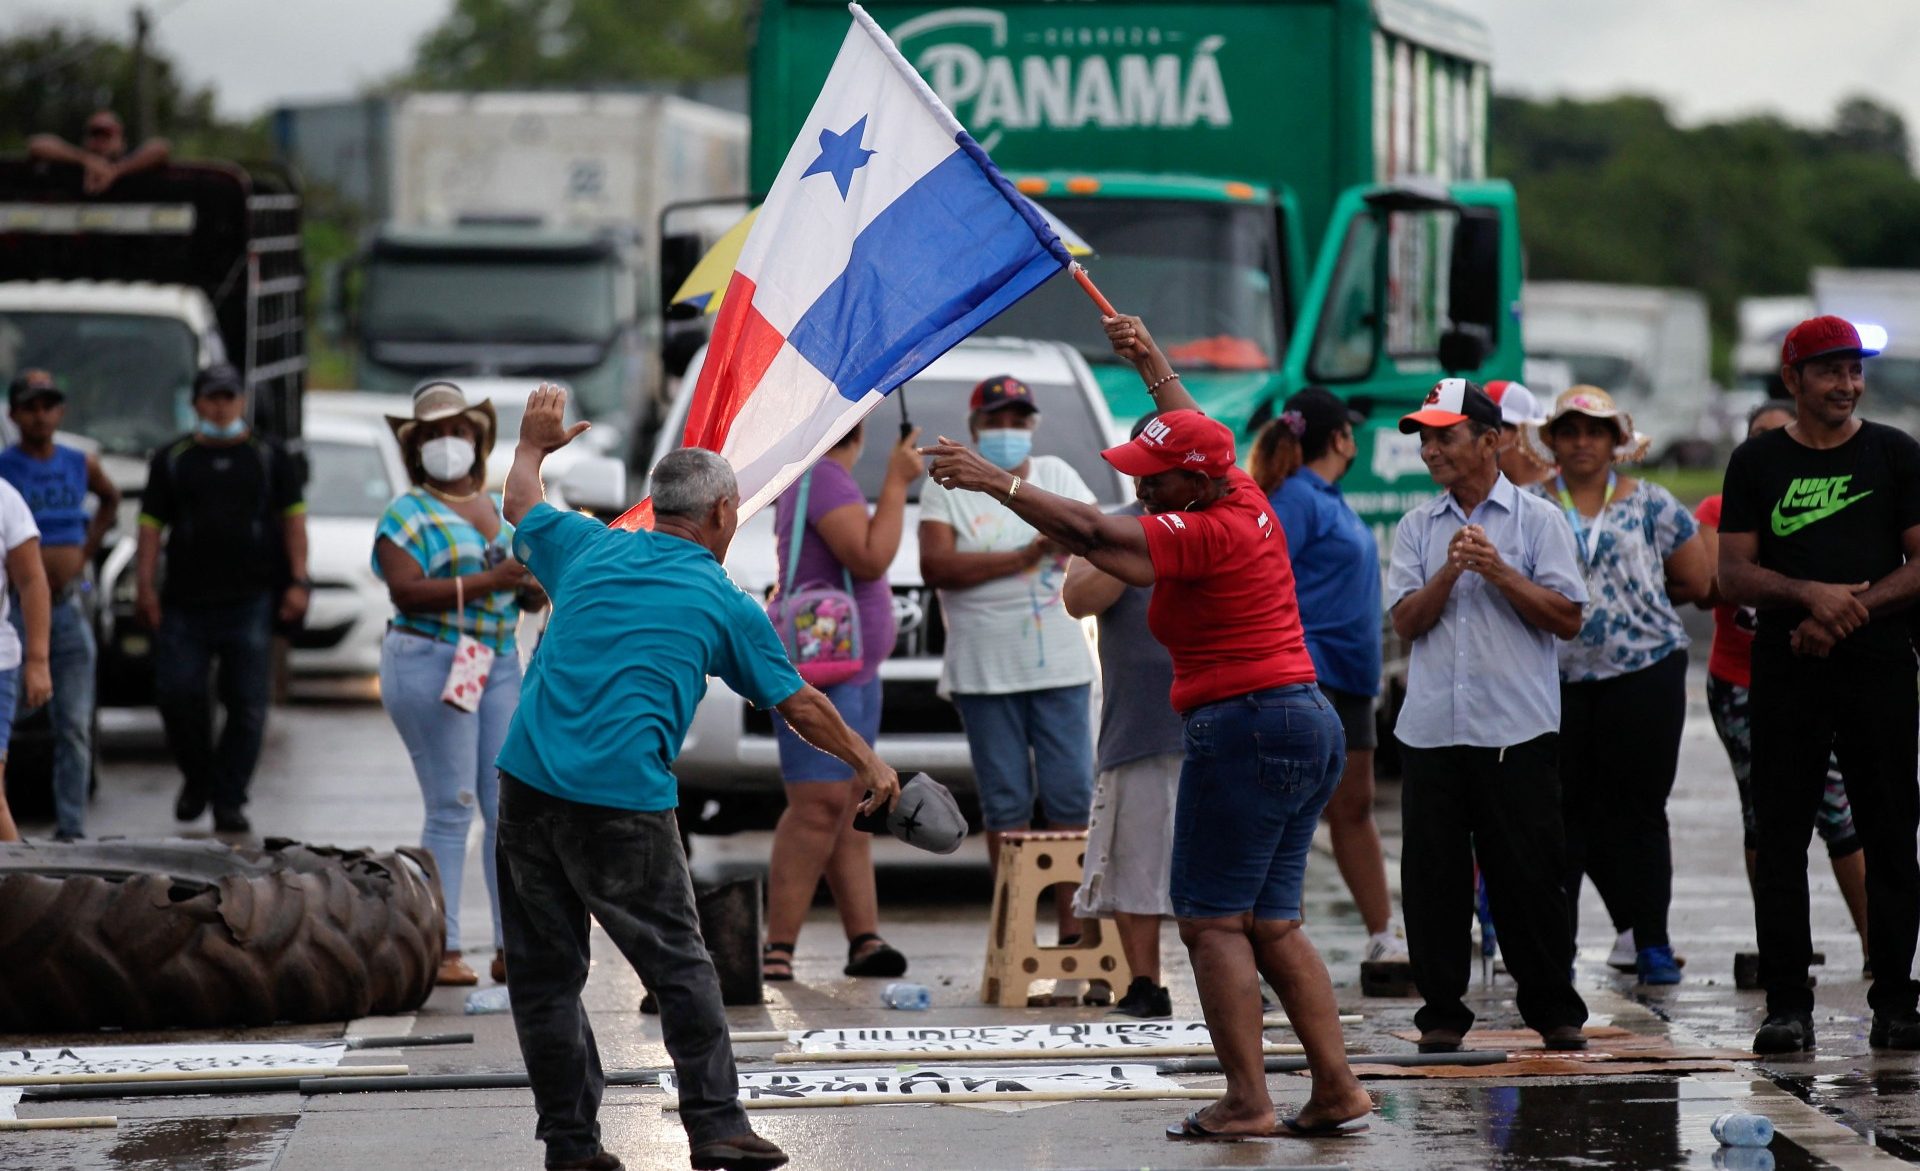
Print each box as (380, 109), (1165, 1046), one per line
(1071, 262), (1118, 317)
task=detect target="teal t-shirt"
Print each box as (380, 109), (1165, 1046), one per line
(496, 503), (806, 811)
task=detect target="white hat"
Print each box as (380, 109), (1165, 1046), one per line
(1484, 380), (1547, 427)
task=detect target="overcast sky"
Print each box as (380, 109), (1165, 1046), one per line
(12, 0), (1920, 135)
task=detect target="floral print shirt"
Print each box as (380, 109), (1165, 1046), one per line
(1527, 479), (1697, 682)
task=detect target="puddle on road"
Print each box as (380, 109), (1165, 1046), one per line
(1767, 1069), (1920, 1162)
(0, 1113), (298, 1171)
(1369, 1080), (1828, 1170)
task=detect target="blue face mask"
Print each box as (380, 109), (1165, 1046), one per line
(976, 428), (1033, 470)
(195, 417), (247, 440)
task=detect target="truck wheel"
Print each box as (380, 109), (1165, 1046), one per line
(0, 837), (444, 1031)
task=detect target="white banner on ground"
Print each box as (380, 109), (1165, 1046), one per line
(789, 1022), (1220, 1054)
(0, 1088), (20, 1119)
(664, 1063), (1179, 1102)
(0, 1043), (348, 1079)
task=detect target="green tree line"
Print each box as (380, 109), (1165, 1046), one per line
(1496, 93), (1920, 372)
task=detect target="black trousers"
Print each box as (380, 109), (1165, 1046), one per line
(496, 773), (750, 1162)
(1750, 642), (1920, 1018)
(1400, 734), (1589, 1036)
(1558, 649), (1689, 949)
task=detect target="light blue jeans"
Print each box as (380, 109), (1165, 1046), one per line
(12, 592), (97, 839)
(380, 628), (521, 951)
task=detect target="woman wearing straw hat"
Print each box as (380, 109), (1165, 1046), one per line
(375, 381), (544, 987)
(1522, 386), (1710, 986)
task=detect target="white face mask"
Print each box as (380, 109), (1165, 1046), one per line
(421, 436), (476, 483)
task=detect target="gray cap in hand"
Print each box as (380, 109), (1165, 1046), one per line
(872, 773), (967, 855)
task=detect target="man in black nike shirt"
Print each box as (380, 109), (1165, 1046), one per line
(1720, 315), (1920, 1054)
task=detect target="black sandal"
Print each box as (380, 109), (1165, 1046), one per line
(843, 932), (908, 978)
(762, 942), (795, 982)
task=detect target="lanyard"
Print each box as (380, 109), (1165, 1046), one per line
(1555, 471), (1615, 568)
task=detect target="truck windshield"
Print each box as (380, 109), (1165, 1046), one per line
(845, 379), (1122, 505)
(363, 256), (619, 344)
(0, 312), (197, 456)
(976, 199), (1280, 371)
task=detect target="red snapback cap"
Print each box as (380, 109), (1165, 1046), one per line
(1782, 315), (1880, 365)
(1101, 409), (1236, 477)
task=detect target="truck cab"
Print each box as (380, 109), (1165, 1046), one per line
(345, 222), (646, 456)
(748, 0), (1526, 538)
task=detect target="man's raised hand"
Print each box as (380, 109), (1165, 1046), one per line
(521, 383), (591, 453)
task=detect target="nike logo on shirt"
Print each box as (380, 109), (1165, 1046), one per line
(1771, 475), (1873, 536)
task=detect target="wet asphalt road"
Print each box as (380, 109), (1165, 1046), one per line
(3, 663), (1917, 1170)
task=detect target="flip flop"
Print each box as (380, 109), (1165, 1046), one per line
(1280, 1114), (1372, 1138)
(1164, 1112), (1266, 1142)
(843, 933), (908, 978)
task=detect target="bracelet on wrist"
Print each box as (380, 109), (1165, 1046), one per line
(1006, 475), (1022, 500)
(1146, 370), (1181, 394)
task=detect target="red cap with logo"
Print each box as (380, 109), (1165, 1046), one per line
(1101, 409), (1236, 477)
(1781, 315), (1881, 366)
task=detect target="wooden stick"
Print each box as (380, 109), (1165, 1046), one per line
(773, 1044), (1307, 1064)
(671, 1087), (1225, 1112)
(0, 1116), (118, 1130)
(0, 1064), (408, 1088)
(732, 1018), (1361, 1044)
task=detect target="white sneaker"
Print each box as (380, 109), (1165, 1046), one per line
(1364, 931), (1409, 964)
(1606, 929), (1637, 972)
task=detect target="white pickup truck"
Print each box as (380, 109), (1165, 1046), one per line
(646, 337), (1129, 829)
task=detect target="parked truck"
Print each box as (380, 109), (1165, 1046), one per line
(1811, 268), (1920, 431)
(336, 92), (747, 456)
(1521, 281), (1718, 465)
(0, 155), (307, 806)
(738, 0), (1526, 535)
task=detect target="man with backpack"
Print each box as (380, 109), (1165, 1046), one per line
(136, 364), (308, 834)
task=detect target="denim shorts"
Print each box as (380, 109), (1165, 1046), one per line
(952, 684), (1094, 831)
(0, 664), (17, 760)
(1170, 684), (1345, 921)
(775, 672), (883, 783)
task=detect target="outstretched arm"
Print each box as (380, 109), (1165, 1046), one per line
(921, 439), (1154, 586)
(1103, 313), (1202, 414)
(505, 382), (591, 525)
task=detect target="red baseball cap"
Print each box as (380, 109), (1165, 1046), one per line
(1101, 409), (1236, 477)
(1781, 315), (1880, 365)
(1399, 377), (1504, 434)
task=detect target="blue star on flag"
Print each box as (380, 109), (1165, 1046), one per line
(802, 116), (876, 200)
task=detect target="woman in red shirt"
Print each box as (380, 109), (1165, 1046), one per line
(923, 313), (1370, 1140)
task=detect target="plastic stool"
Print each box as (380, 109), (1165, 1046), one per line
(980, 831), (1129, 1007)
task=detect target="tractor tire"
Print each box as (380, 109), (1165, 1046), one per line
(0, 837), (444, 1032)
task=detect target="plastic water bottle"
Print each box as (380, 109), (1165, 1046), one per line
(1712, 1147), (1775, 1171)
(882, 982), (931, 1010)
(1711, 1111), (1775, 1148)
(464, 986), (512, 1015)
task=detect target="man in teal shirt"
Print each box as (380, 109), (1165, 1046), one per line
(497, 385), (899, 1171)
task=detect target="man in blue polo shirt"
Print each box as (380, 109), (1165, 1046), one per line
(1266, 387), (1404, 966)
(496, 384), (898, 1171)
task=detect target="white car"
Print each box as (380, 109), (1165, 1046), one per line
(647, 337), (1129, 819)
(290, 395), (412, 677)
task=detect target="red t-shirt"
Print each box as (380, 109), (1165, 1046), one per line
(1696, 494), (1753, 687)
(1137, 468), (1317, 711)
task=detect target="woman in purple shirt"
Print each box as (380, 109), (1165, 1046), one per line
(765, 421), (924, 981)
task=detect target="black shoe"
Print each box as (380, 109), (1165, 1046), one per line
(689, 1132), (787, 1171)
(1417, 1027), (1464, 1053)
(1753, 1013), (1815, 1054)
(175, 784), (208, 822)
(1541, 1026), (1588, 1051)
(1869, 1011), (1920, 1050)
(213, 806), (251, 834)
(1107, 976), (1172, 1020)
(52, 830), (84, 843)
(547, 1152), (623, 1171)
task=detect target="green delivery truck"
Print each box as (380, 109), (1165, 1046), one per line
(747, 0), (1525, 533)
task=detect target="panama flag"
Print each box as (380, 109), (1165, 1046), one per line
(612, 2), (1072, 530)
